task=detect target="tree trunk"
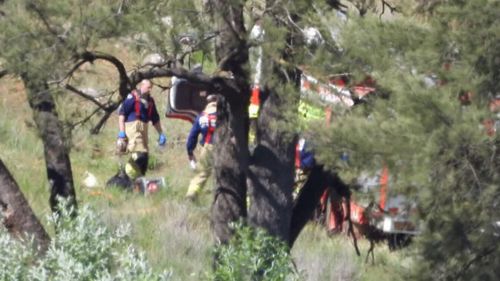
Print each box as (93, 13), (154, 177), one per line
(288, 165), (326, 246)
(212, 99), (249, 244)
(209, 0), (250, 244)
(22, 77), (77, 214)
(0, 159), (50, 252)
(247, 88), (297, 241)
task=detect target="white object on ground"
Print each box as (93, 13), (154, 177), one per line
(82, 171), (98, 188)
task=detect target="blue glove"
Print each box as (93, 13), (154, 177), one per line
(340, 152), (349, 162)
(158, 133), (167, 146)
(118, 131), (127, 139)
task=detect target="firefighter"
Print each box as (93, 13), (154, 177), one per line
(117, 79), (166, 181)
(185, 94), (218, 200)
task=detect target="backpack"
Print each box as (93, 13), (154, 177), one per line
(106, 166), (133, 190)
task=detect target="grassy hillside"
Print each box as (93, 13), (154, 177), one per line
(0, 74), (413, 280)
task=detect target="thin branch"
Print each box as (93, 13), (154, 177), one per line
(64, 59), (90, 81)
(135, 32), (218, 70)
(451, 246), (496, 280)
(178, 31), (220, 64)
(151, 81), (171, 92)
(26, 2), (66, 44)
(67, 100), (119, 135)
(68, 105), (103, 131)
(380, 0), (398, 20)
(346, 198), (361, 256)
(465, 158), (481, 188)
(48, 59), (90, 86)
(79, 51), (131, 98)
(90, 105), (119, 134)
(130, 65), (213, 87)
(216, 48), (241, 72)
(284, 7), (304, 33)
(220, 6), (243, 42)
(117, 0), (126, 14)
(64, 84), (107, 109)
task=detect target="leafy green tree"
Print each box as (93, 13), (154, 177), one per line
(309, 1), (499, 279)
(1, 0), (345, 247)
(2, 1), (498, 279)
(0, 0), (132, 213)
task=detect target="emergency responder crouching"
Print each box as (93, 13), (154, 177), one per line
(185, 94), (218, 200)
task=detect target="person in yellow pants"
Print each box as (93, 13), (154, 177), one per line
(185, 95), (218, 200)
(117, 79), (166, 181)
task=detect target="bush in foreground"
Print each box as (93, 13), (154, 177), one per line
(0, 204), (171, 281)
(209, 222), (302, 281)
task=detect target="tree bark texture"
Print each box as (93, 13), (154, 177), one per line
(212, 100), (249, 244)
(248, 88), (297, 242)
(209, 0), (250, 244)
(22, 77), (77, 214)
(0, 160), (50, 251)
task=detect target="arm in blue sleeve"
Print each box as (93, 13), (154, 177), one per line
(300, 141), (316, 169)
(300, 150), (316, 169)
(186, 117), (201, 156)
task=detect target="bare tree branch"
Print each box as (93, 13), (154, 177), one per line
(26, 2), (66, 44)
(117, 0), (126, 14)
(451, 246), (496, 280)
(79, 51), (131, 98)
(90, 105), (119, 134)
(465, 157), (482, 190)
(130, 63), (243, 104)
(380, 0), (398, 19)
(130, 66), (213, 87)
(65, 95), (119, 135)
(49, 59), (90, 85)
(284, 7), (304, 33)
(68, 105), (103, 131)
(64, 84), (108, 109)
(216, 48), (241, 72)
(178, 31), (220, 65)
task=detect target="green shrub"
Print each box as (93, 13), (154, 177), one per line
(209, 222), (302, 281)
(0, 203), (171, 281)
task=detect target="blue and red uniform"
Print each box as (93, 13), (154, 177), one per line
(295, 138), (316, 170)
(118, 90), (162, 179)
(186, 108), (217, 157)
(119, 91), (160, 124)
(185, 101), (217, 198)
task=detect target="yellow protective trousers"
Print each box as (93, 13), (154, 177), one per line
(124, 120), (149, 179)
(186, 144), (214, 198)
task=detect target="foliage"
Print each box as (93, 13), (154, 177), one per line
(1, 0), (499, 280)
(209, 222), (302, 281)
(0, 203), (171, 281)
(306, 1), (500, 280)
